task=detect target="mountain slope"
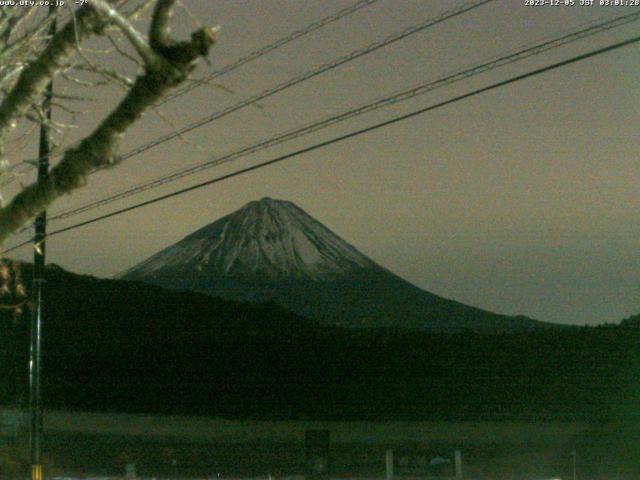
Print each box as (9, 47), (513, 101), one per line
(120, 197), (376, 280)
(121, 197), (553, 332)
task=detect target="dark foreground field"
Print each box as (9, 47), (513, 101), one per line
(1, 265), (639, 424)
(1, 268), (639, 478)
(2, 411), (639, 479)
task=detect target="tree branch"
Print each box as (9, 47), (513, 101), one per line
(150, 0), (175, 50)
(90, 0), (160, 68)
(0, 1), (217, 244)
(0, 5), (107, 157)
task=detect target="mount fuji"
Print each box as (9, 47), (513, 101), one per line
(120, 197), (551, 332)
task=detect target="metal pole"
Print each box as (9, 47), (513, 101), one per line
(29, 7), (55, 480)
(454, 450), (463, 479)
(385, 449), (394, 480)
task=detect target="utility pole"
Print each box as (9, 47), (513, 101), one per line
(29, 7), (55, 480)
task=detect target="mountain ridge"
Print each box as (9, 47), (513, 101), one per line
(119, 197), (380, 281)
(121, 197), (555, 332)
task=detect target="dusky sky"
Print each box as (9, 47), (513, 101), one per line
(3, 0), (639, 325)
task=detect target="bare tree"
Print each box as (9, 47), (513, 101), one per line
(0, 0), (217, 245)
(0, 6), (215, 466)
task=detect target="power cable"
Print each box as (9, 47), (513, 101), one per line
(116, 0), (494, 160)
(0, 0), (381, 186)
(47, 10), (640, 222)
(158, 0), (381, 105)
(2, 33), (638, 256)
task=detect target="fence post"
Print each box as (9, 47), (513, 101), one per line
(454, 450), (462, 479)
(386, 449), (394, 480)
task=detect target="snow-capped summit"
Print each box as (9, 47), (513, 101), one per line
(120, 197), (377, 281)
(121, 198), (552, 332)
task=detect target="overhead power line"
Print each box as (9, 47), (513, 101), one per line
(2, 33), (638, 256)
(1, 0), (491, 186)
(159, 0), (381, 105)
(47, 10), (640, 222)
(118, 0), (494, 160)
(0, 0), (380, 186)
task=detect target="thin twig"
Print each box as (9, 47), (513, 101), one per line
(0, 0), (217, 243)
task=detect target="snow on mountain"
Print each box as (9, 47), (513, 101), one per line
(120, 197), (378, 281)
(121, 197), (553, 332)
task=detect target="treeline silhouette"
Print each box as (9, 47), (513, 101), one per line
(0, 263), (638, 422)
